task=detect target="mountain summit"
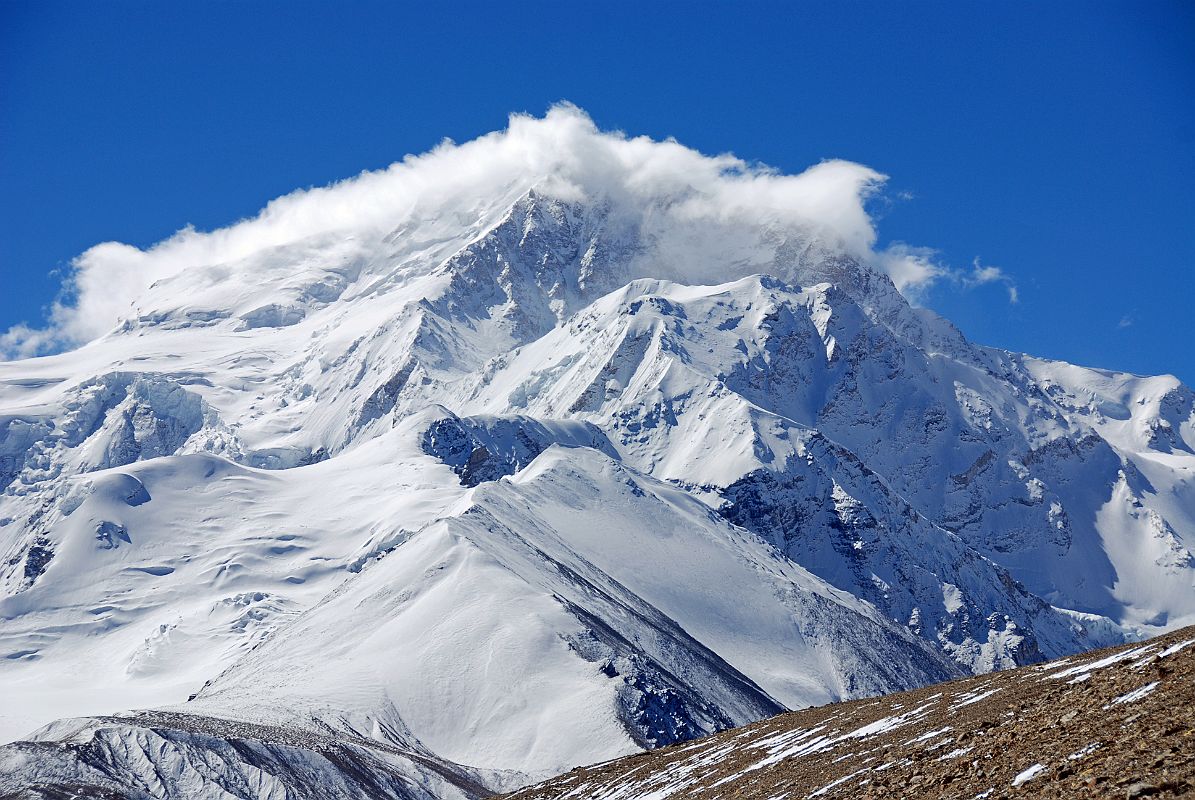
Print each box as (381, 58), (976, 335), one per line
(1, 107), (1192, 798)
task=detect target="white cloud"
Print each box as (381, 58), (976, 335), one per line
(0, 323), (55, 360)
(970, 265), (1004, 284)
(963, 258), (1019, 304)
(1, 103), (998, 358)
(875, 243), (948, 300)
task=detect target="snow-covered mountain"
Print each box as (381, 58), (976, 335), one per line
(1, 106), (1192, 797)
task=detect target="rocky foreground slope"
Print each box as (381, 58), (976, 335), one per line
(507, 626), (1195, 800)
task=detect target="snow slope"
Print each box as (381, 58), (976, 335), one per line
(189, 448), (952, 774)
(1, 107), (1192, 797)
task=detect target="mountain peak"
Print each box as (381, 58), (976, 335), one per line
(3, 107), (905, 360)
(1, 108), (1192, 799)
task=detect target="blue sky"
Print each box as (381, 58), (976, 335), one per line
(2, 1), (1193, 381)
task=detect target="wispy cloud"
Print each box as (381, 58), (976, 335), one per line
(0, 324), (55, 360)
(872, 250), (1019, 306)
(875, 243), (948, 300)
(963, 258), (1019, 304)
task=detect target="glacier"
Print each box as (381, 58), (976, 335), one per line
(1, 105), (1192, 798)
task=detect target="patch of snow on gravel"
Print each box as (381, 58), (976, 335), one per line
(1104, 681), (1160, 709)
(1012, 763), (1047, 786)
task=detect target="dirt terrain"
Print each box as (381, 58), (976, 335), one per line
(506, 626), (1195, 800)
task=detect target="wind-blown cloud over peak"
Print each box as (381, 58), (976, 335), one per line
(5, 103), (955, 359)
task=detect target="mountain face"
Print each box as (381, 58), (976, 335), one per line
(1, 109), (1193, 798)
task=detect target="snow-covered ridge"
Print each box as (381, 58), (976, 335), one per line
(1, 108), (1193, 798)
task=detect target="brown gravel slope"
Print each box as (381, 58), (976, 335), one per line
(505, 626), (1195, 800)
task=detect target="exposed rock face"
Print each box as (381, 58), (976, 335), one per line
(419, 410), (616, 486)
